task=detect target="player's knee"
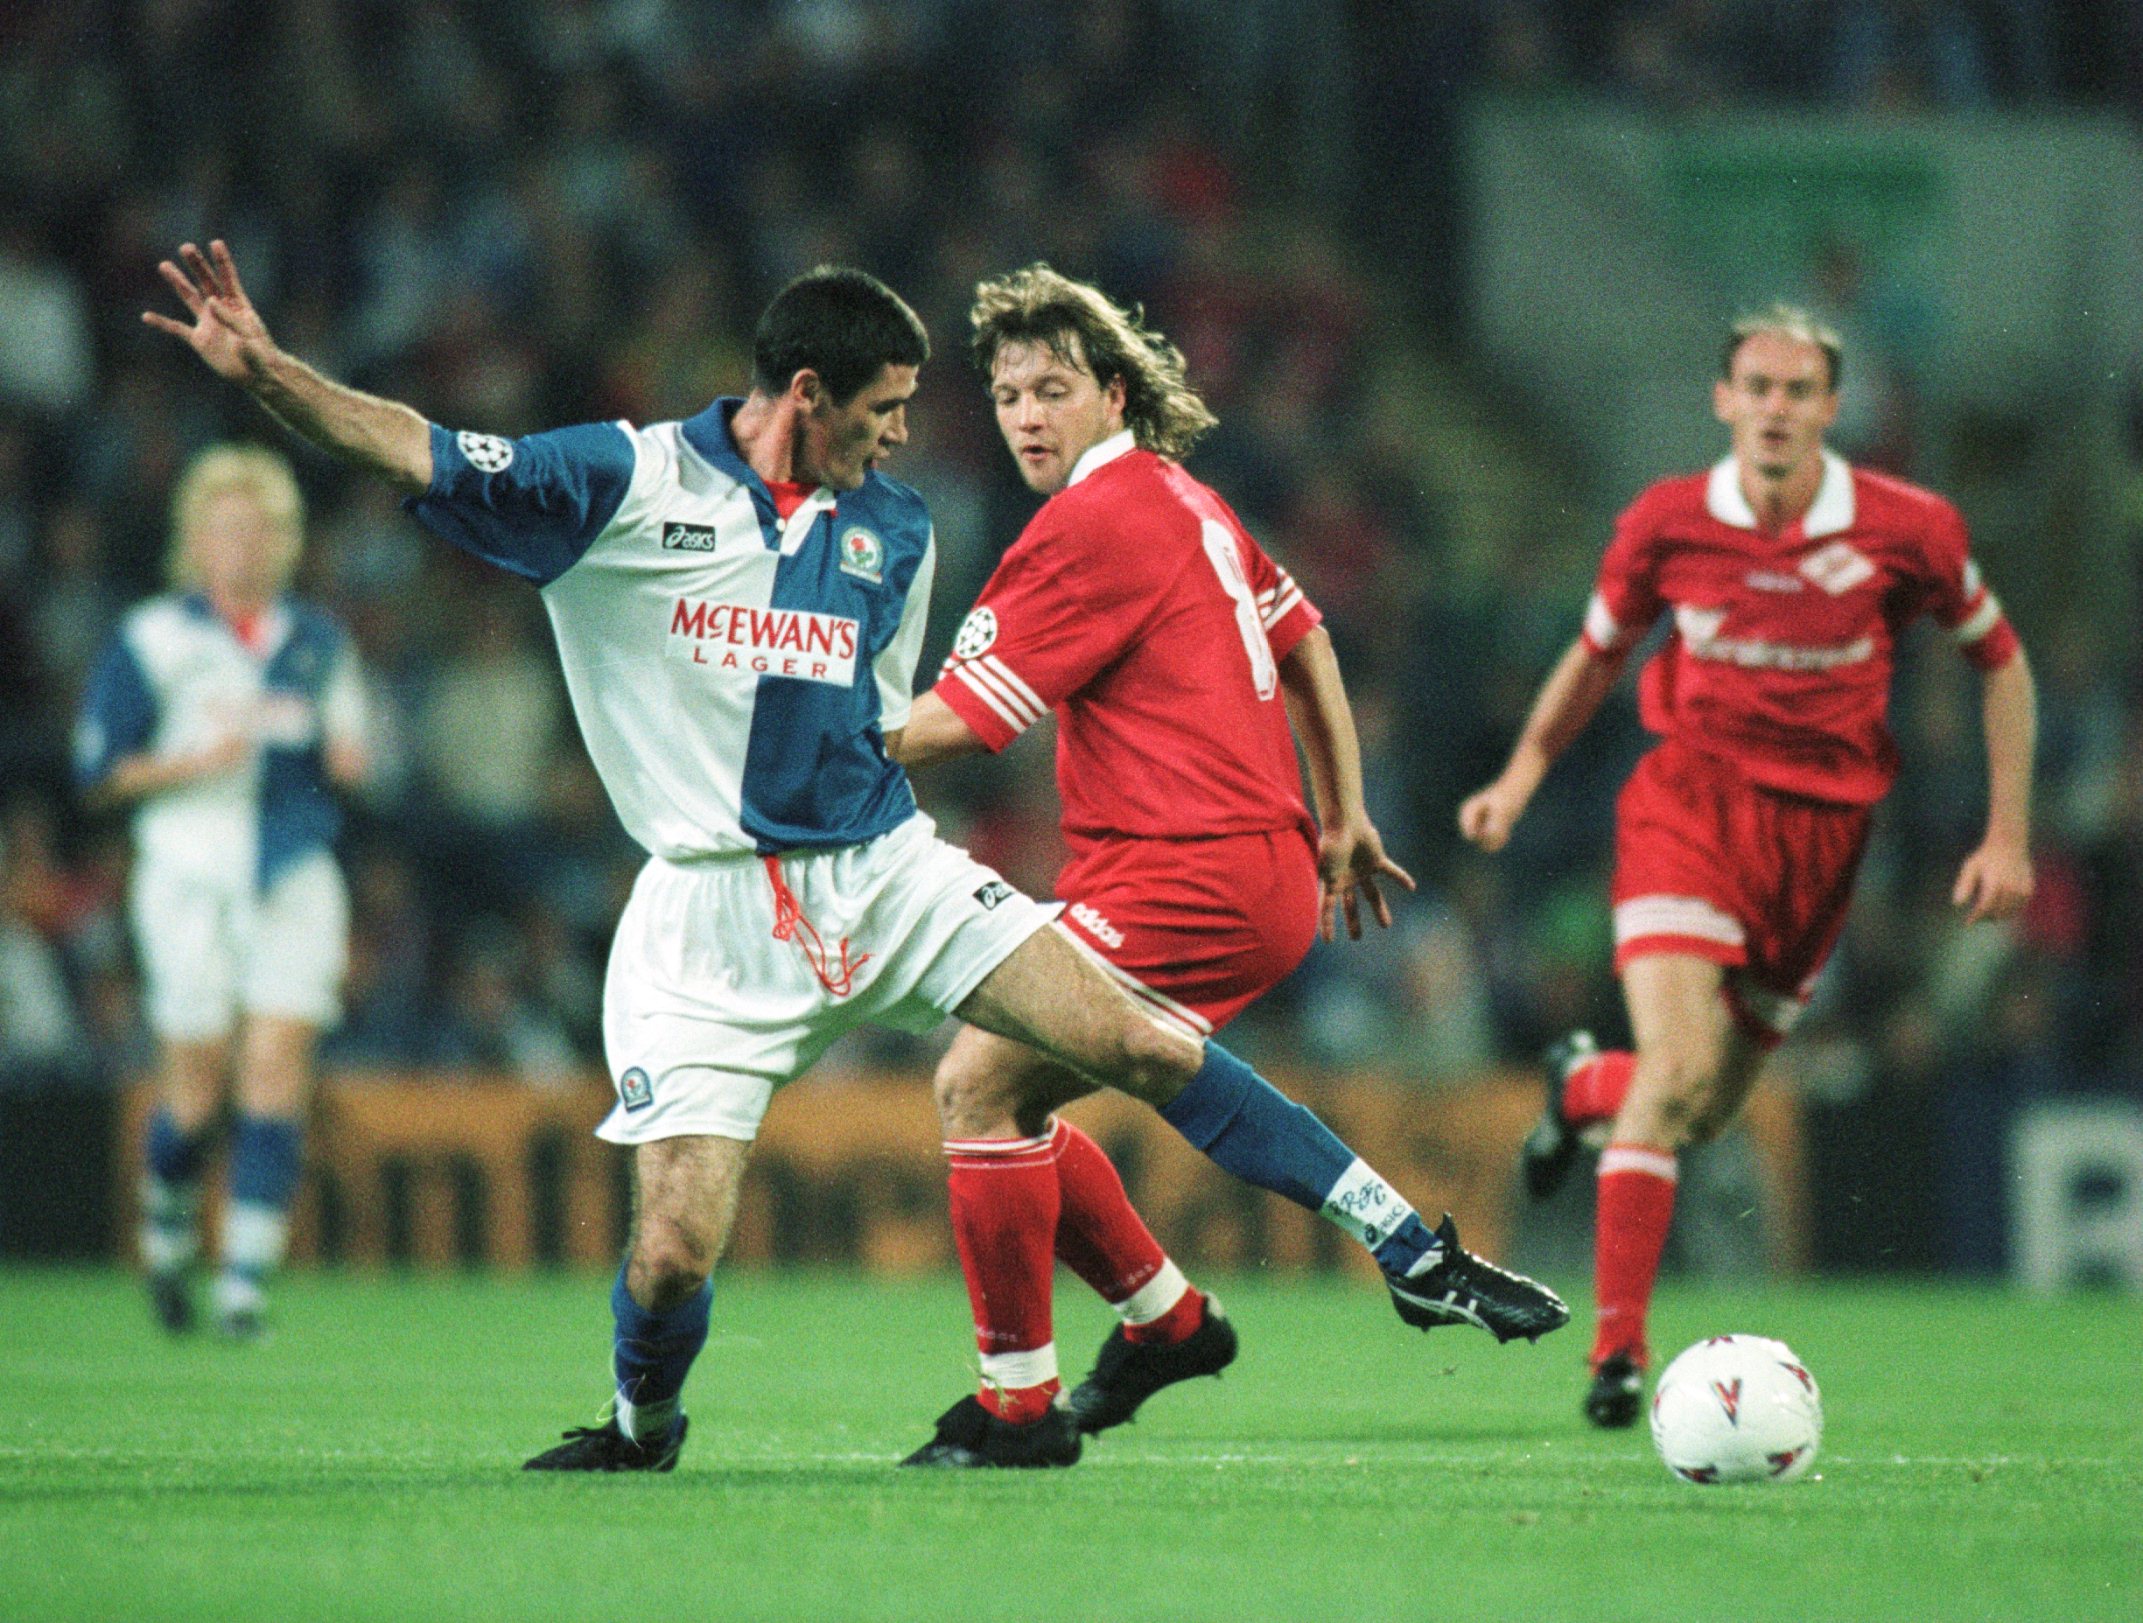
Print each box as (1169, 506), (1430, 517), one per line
(1680, 1102), (1733, 1146)
(627, 1217), (715, 1310)
(1682, 1068), (1758, 1145)
(1636, 1043), (1729, 1147)
(1105, 1015), (1199, 1105)
(931, 1047), (996, 1135)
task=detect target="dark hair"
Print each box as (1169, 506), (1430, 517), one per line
(1721, 303), (1844, 392)
(751, 266), (929, 403)
(970, 263), (1217, 460)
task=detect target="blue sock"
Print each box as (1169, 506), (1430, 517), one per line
(229, 1115), (303, 1208)
(143, 1108), (212, 1274)
(222, 1115), (304, 1293)
(1160, 1044), (1443, 1275)
(611, 1267), (711, 1443)
(147, 1108), (211, 1187)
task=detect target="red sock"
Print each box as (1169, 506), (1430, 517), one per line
(1050, 1119), (1202, 1345)
(1593, 1143), (1679, 1370)
(1050, 1120), (1164, 1296)
(1124, 1284), (1205, 1345)
(1565, 1050), (1636, 1128)
(945, 1132), (1061, 1420)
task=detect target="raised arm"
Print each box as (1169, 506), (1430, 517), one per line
(144, 240), (433, 492)
(1278, 624), (1416, 941)
(1458, 636), (1628, 853)
(1953, 647), (2036, 924)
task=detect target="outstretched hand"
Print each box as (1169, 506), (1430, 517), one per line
(143, 240), (277, 386)
(1319, 821), (1417, 942)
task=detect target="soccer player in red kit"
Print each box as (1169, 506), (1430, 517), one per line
(892, 264), (1562, 1467)
(1460, 306), (2037, 1427)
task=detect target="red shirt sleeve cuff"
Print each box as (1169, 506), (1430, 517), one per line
(1963, 617), (2021, 672)
(1267, 597), (1323, 664)
(932, 667), (1021, 752)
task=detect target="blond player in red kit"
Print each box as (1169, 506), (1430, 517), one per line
(1461, 306), (2037, 1427)
(894, 265), (1565, 1468)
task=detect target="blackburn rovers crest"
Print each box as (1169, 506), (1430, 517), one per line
(838, 526), (883, 583)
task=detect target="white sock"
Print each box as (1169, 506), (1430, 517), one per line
(1318, 1158), (1419, 1251)
(140, 1176), (200, 1275)
(212, 1270), (266, 1320)
(219, 1199), (290, 1277)
(1112, 1260), (1191, 1326)
(615, 1391), (681, 1445)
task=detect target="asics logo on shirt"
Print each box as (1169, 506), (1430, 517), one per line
(667, 598), (859, 685)
(661, 522), (719, 552)
(1674, 606), (1874, 673)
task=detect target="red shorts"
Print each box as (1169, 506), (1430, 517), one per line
(1610, 740), (1872, 1046)
(1053, 826), (1321, 1038)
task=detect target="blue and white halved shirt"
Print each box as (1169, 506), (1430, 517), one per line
(74, 594), (367, 892)
(404, 399), (935, 860)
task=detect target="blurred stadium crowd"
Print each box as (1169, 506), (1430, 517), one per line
(2, 2), (2139, 1269)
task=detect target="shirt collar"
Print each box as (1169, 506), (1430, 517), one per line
(182, 591), (290, 656)
(680, 397), (756, 485)
(681, 396), (841, 532)
(1705, 449), (1855, 538)
(1066, 429), (1137, 488)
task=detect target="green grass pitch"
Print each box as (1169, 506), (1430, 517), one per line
(1, 1268), (2137, 1623)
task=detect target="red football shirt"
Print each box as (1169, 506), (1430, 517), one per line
(1583, 452), (2019, 806)
(933, 434), (1322, 844)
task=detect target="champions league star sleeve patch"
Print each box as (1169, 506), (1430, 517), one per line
(456, 431), (515, 472)
(406, 420), (635, 587)
(953, 606), (998, 659)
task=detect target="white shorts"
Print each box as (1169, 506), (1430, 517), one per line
(131, 849), (350, 1040)
(597, 814), (1056, 1145)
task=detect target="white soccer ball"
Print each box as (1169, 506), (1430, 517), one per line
(1649, 1334), (1822, 1485)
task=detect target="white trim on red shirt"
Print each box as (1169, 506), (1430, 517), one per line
(1704, 450), (1856, 538)
(1066, 429), (1138, 488)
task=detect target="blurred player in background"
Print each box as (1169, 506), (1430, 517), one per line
(76, 444), (369, 1339)
(147, 240), (1563, 1477)
(892, 265), (1516, 1464)
(1460, 306), (2036, 1426)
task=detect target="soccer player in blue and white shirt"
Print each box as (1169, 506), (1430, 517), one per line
(76, 444), (368, 1339)
(148, 241), (1566, 1472)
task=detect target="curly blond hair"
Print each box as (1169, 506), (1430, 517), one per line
(970, 264), (1217, 460)
(168, 443), (305, 590)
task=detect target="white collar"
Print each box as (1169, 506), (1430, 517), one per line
(1705, 449), (1855, 538)
(777, 487), (838, 556)
(1066, 429), (1137, 488)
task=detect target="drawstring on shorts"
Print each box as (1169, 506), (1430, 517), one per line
(762, 855), (870, 998)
